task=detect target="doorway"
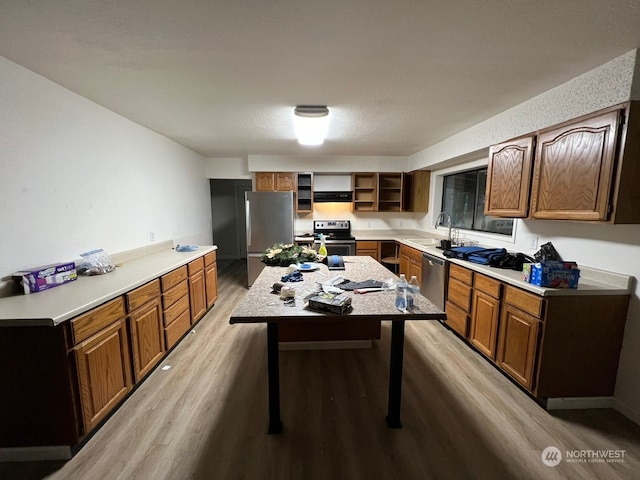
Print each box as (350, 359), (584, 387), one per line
(210, 179), (252, 262)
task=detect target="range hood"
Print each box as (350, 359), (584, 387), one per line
(313, 191), (353, 203)
(313, 174), (352, 202)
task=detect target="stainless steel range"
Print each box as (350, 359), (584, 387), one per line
(313, 220), (356, 256)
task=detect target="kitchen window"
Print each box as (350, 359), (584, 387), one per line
(441, 168), (514, 235)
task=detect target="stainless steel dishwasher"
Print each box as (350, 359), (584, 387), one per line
(420, 252), (447, 311)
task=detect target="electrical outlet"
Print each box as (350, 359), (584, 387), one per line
(399, 221), (404, 228)
(528, 236), (538, 250)
(367, 221), (372, 229)
(150, 231), (155, 242)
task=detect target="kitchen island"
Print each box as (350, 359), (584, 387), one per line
(229, 255), (446, 433)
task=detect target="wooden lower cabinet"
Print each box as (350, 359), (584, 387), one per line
(445, 263), (630, 400)
(162, 270), (191, 349)
(0, 250), (219, 453)
(356, 240), (379, 260)
(469, 289), (500, 359)
(205, 250), (218, 308)
(74, 318), (133, 433)
(188, 257), (207, 324)
(128, 296), (165, 382)
(497, 304), (540, 390)
(399, 244), (422, 285)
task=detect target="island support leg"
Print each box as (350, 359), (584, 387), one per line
(267, 322), (283, 434)
(386, 320), (405, 428)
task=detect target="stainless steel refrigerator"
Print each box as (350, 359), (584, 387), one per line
(245, 191), (295, 287)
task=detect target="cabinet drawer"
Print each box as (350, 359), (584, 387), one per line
(357, 241), (378, 250)
(165, 309), (191, 349)
(204, 250), (217, 267)
(164, 293), (190, 327)
(126, 279), (161, 311)
(449, 264), (473, 285)
(71, 297), (126, 344)
(161, 266), (188, 291)
(504, 285), (544, 318)
(445, 301), (469, 337)
(474, 274), (501, 299)
(447, 278), (472, 312)
(188, 257), (204, 275)
(162, 279), (189, 310)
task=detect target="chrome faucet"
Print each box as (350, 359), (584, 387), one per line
(434, 211), (453, 242)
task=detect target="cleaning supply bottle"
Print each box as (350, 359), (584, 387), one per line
(407, 275), (420, 310)
(395, 274), (408, 310)
(318, 233), (328, 256)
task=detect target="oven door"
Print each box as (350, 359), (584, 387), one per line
(315, 241), (355, 256)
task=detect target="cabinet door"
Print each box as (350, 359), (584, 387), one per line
(205, 262), (218, 309)
(469, 290), (501, 360)
(485, 136), (534, 217)
(189, 270), (207, 324)
(275, 172), (296, 191)
(74, 319), (132, 433)
(255, 172), (275, 191)
(530, 109), (620, 221)
(408, 260), (422, 287)
(497, 304), (540, 390)
(445, 301), (469, 337)
(129, 297), (165, 382)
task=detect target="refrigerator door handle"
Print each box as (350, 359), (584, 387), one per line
(245, 200), (251, 250)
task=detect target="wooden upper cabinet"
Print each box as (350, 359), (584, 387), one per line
(403, 170), (430, 212)
(255, 172), (296, 192)
(485, 136), (534, 218)
(275, 172), (296, 191)
(530, 109), (621, 221)
(255, 172), (275, 191)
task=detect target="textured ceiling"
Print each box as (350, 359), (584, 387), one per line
(1, 1), (640, 158)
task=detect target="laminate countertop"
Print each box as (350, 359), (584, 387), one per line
(352, 230), (633, 297)
(0, 245), (217, 327)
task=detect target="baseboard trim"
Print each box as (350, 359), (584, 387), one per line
(546, 396), (614, 410)
(613, 399), (640, 426)
(279, 340), (372, 351)
(0, 446), (72, 462)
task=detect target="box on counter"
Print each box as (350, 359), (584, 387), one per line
(13, 262), (77, 294)
(523, 261), (580, 289)
(307, 292), (352, 314)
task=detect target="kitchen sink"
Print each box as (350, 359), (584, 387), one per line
(403, 238), (441, 247)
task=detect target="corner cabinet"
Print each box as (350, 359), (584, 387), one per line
(444, 263), (629, 398)
(486, 101), (640, 223)
(485, 136), (534, 217)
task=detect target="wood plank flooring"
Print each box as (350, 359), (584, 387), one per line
(2, 259), (639, 480)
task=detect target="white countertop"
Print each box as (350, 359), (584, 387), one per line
(347, 229), (632, 297)
(0, 245), (217, 327)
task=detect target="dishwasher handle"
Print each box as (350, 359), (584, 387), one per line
(423, 252), (445, 267)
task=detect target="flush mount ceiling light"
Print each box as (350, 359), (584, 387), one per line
(293, 105), (330, 146)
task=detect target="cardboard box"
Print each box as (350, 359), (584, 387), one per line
(13, 262), (77, 294)
(527, 261), (580, 289)
(307, 292), (352, 314)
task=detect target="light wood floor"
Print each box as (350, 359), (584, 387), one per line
(2, 260), (639, 480)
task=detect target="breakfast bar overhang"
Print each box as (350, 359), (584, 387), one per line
(229, 256), (446, 434)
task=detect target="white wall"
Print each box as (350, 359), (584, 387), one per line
(0, 57), (212, 277)
(204, 157), (251, 179)
(248, 155), (408, 173)
(408, 49), (640, 424)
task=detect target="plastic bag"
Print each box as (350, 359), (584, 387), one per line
(77, 249), (116, 275)
(534, 242), (562, 262)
